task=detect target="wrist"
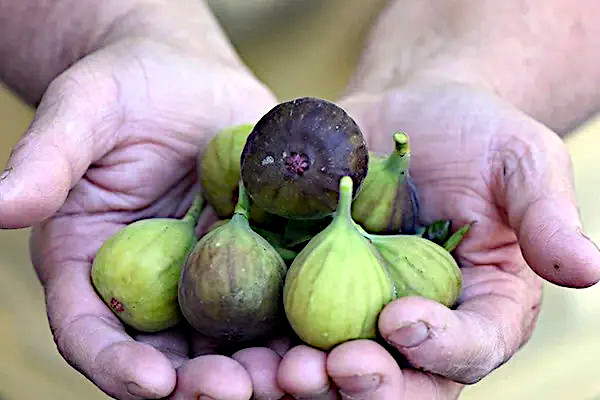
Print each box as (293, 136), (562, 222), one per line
(93, 0), (245, 70)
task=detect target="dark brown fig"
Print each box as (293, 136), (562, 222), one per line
(240, 97), (369, 220)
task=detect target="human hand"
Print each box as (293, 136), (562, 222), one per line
(0, 33), (286, 398)
(271, 81), (600, 399)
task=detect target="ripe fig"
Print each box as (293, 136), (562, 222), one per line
(240, 97), (369, 220)
(352, 131), (420, 233)
(178, 183), (287, 345)
(91, 194), (204, 332)
(283, 176), (396, 350)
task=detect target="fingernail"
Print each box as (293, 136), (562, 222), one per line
(578, 227), (600, 252)
(335, 373), (382, 399)
(0, 167), (11, 182)
(387, 321), (430, 348)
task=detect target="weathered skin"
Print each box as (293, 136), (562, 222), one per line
(240, 97), (369, 220)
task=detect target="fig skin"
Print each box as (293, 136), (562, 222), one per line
(355, 223), (466, 308)
(240, 97), (369, 220)
(199, 123), (285, 228)
(352, 131), (420, 234)
(91, 194), (204, 332)
(178, 184), (288, 345)
(199, 123), (253, 218)
(283, 176), (396, 350)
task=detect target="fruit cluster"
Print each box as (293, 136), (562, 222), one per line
(90, 97), (472, 351)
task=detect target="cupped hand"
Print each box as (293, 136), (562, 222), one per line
(0, 36), (282, 399)
(273, 81), (600, 399)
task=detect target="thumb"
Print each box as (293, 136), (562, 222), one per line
(497, 121), (600, 288)
(0, 73), (119, 229)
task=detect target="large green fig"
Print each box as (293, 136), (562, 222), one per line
(352, 132), (420, 233)
(91, 194), (204, 332)
(358, 226), (464, 308)
(178, 184), (288, 345)
(240, 97), (369, 220)
(283, 176), (396, 350)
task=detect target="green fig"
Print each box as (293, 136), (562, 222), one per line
(351, 132), (420, 233)
(199, 123), (253, 218)
(91, 194), (205, 332)
(241, 97), (369, 220)
(178, 183), (288, 345)
(357, 225), (463, 308)
(283, 176), (396, 350)
(199, 123), (282, 227)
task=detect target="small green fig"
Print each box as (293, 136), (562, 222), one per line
(352, 132), (420, 233)
(91, 194), (205, 332)
(241, 97), (369, 220)
(358, 225), (463, 308)
(178, 183), (287, 345)
(283, 176), (396, 350)
(199, 123), (253, 218)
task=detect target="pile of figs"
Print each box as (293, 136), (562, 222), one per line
(90, 97), (473, 351)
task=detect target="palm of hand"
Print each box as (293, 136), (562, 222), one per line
(279, 81), (598, 399)
(21, 39), (281, 400)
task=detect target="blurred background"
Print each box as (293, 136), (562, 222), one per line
(2, 1), (600, 399)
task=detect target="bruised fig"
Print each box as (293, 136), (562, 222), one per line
(178, 184), (287, 345)
(91, 194), (204, 332)
(352, 132), (419, 233)
(241, 97), (369, 220)
(283, 176), (396, 350)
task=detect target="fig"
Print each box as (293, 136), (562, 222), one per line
(352, 131), (420, 233)
(199, 123), (282, 227)
(240, 97), (369, 220)
(199, 123), (253, 218)
(283, 176), (396, 350)
(178, 183), (287, 345)
(91, 194), (205, 332)
(357, 225), (463, 308)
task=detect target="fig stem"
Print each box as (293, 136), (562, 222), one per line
(233, 181), (251, 219)
(182, 193), (205, 224)
(384, 132), (411, 173)
(335, 176), (354, 222)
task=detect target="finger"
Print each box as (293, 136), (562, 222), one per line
(496, 124), (600, 287)
(232, 347), (285, 400)
(402, 370), (463, 400)
(0, 70), (120, 229)
(277, 345), (337, 400)
(170, 355), (253, 400)
(326, 339), (403, 399)
(134, 326), (190, 369)
(43, 260), (176, 399)
(379, 266), (541, 384)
